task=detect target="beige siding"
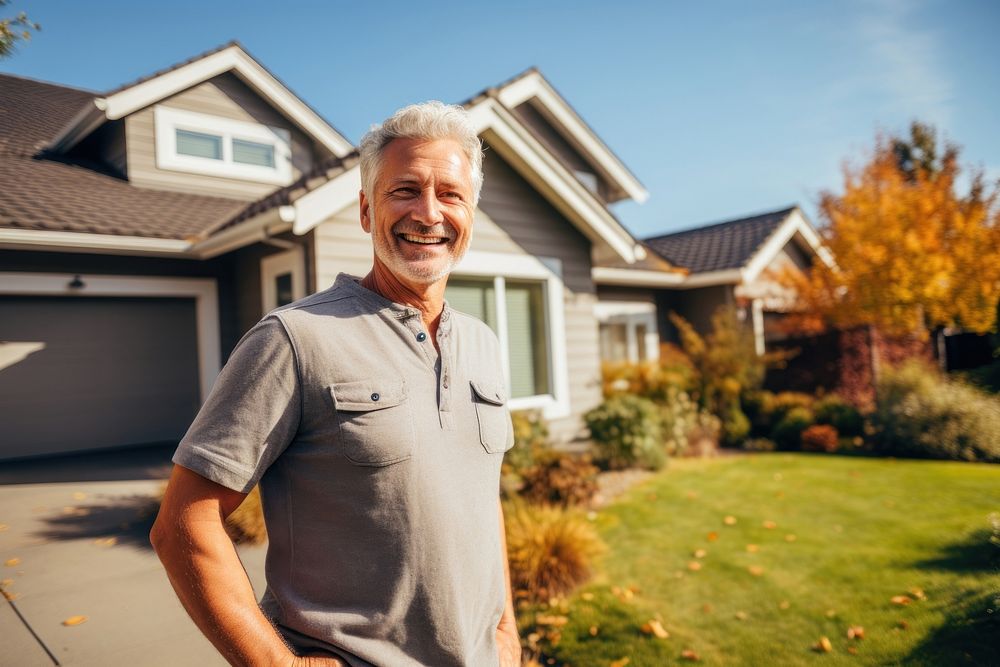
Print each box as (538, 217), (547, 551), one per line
(311, 148), (603, 442)
(125, 73), (321, 200)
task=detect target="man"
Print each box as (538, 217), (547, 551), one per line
(151, 101), (521, 667)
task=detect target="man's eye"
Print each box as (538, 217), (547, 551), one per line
(392, 187), (418, 196)
(441, 191), (462, 199)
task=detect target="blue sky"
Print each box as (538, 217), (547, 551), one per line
(3, 0), (998, 238)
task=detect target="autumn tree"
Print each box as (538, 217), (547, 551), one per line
(0, 0), (39, 58)
(785, 121), (1000, 337)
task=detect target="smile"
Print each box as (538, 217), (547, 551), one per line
(398, 233), (448, 245)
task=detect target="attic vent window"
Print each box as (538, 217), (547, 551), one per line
(155, 106), (293, 185)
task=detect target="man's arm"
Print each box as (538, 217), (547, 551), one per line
(150, 465), (339, 667)
(495, 499), (521, 667)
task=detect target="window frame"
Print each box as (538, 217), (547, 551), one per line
(154, 105), (293, 185)
(595, 301), (659, 363)
(260, 246), (305, 313)
(451, 250), (571, 419)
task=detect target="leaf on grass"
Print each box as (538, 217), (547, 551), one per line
(687, 561), (702, 571)
(701, 603), (713, 613)
(746, 544), (759, 553)
(681, 649), (701, 661)
(785, 534), (797, 542)
(909, 587), (926, 601)
(847, 626), (865, 640)
(62, 615), (87, 626)
(686, 491), (698, 500)
(707, 531), (719, 542)
(4, 558), (20, 567)
(734, 611), (748, 621)
(723, 516), (737, 526)
(847, 646), (858, 655)
(693, 548), (707, 559)
(609, 658), (630, 667)
(589, 625), (599, 636)
(825, 609), (838, 618)
(641, 619), (669, 639)
(762, 520), (777, 529)
(779, 600), (790, 610)
(897, 620), (909, 630)
(891, 595), (912, 606)
(748, 566), (765, 577)
(813, 636), (833, 653)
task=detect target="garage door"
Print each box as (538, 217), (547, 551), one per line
(0, 296), (201, 460)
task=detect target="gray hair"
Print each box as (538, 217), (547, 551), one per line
(359, 101), (484, 206)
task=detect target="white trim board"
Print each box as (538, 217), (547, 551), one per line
(48, 44), (353, 157)
(0, 272), (221, 402)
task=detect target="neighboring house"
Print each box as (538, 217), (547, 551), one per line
(0, 42), (649, 460)
(592, 206), (832, 361)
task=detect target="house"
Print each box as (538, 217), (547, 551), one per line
(592, 206), (832, 361)
(0, 42), (650, 460)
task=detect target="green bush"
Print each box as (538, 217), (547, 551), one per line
(505, 410), (550, 476)
(772, 406), (815, 451)
(658, 387), (700, 456)
(742, 437), (777, 452)
(721, 404), (751, 447)
(519, 453), (600, 508)
(871, 361), (1000, 462)
(801, 424), (840, 453)
(814, 394), (864, 437)
(771, 392), (815, 422)
(585, 394), (667, 470)
(742, 389), (778, 437)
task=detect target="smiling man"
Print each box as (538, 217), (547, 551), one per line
(151, 102), (520, 667)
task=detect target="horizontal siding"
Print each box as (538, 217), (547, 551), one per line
(125, 73), (317, 200)
(313, 206), (373, 289)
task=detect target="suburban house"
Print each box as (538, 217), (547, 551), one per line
(0, 42), (652, 460)
(592, 206), (832, 361)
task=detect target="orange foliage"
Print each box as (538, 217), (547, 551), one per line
(783, 124), (1000, 336)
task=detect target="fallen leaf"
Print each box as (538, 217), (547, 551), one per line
(734, 611), (748, 621)
(746, 544), (759, 553)
(909, 587), (926, 601)
(4, 558), (20, 567)
(687, 561), (702, 571)
(72, 492), (87, 500)
(686, 491), (698, 500)
(681, 649), (701, 661)
(701, 603), (713, 613)
(897, 620), (909, 630)
(535, 614), (568, 627)
(0, 524), (8, 532)
(763, 520), (777, 529)
(609, 658), (630, 667)
(93, 537), (117, 547)
(2, 590), (19, 601)
(62, 615), (88, 626)
(847, 626), (865, 640)
(707, 531), (719, 542)
(847, 646), (858, 655)
(723, 516), (737, 526)
(748, 566), (765, 577)
(0, 578), (13, 586)
(589, 625), (599, 636)
(825, 609), (837, 618)
(775, 491), (786, 499)
(779, 600), (790, 610)
(773, 473), (783, 481)
(693, 549), (707, 559)
(785, 534), (797, 542)
(891, 595), (912, 606)
(641, 619), (669, 639)
(813, 636), (833, 653)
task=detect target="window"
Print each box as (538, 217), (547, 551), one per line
(260, 247), (305, 312)
(447, 278), (550, 399)
(154, 106), (293, 185)
(595, 302), (659, 364)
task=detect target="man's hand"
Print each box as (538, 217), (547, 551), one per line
(496, 618), (522, 667)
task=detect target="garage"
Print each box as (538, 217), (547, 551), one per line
(0, 295), (202, 460)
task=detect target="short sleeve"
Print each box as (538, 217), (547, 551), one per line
(172, 316), (300, 493)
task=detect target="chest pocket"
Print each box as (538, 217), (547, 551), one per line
(329, 379), (414, 466)
(470, 380), (514, 455)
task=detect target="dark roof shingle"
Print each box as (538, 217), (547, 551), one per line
(643, 206), (797, 274)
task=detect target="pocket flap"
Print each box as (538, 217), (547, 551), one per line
(330, 379), (407, 411)
(470, 380), (506, 406)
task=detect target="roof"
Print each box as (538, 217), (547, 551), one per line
(0, 73), (251, 241)
(643, 206), (798, 274)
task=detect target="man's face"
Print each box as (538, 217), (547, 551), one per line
(360, 137), (475, 287)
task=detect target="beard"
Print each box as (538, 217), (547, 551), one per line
(370, 214), (471, 286)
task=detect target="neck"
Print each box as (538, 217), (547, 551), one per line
(360, 261), (447, 341)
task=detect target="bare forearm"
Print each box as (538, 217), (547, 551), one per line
(496, 500), (517, 626)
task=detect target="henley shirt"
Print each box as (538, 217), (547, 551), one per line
(172, 272), (515, 667)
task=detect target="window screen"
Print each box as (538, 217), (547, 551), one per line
(176, 129), (223, 160)
(233, 138), (276, 168)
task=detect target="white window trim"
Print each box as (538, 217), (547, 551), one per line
(154, 105), (293, 185)
(260, 247), (306, 312)
(0, 272), (220, 403)
(452, 250), (571, 420)
(595, 301), (659, 363)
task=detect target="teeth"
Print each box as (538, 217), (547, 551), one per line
(400, 234), (445, 245)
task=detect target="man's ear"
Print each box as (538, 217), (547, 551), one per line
(359, 189), (372, 234)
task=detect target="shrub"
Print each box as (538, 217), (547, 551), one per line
(743, 437), (777, 452)
(503, 500), (605, 603)
(772, 406), (815, 451)
(814, 394), (864, 437)
(505, 410), (550, 476)
(600, 349), (696, 401)
(871, 361), (1000, 462)
(801, 424), (840, 453)
(720, 404), (751, 447)
(224, 486), (267, 544)
(771, 392), (815, 422)
(687, 411), (722, 457)
(585, 394), (667, 470)
(520, 453), (600, 508)
(658, 387), (700, 456)
(743, 389), (778, 437)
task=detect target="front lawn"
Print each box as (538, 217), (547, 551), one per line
(524, 454), (1000, 666)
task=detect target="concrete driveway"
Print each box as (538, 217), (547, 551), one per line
(0, 445), (267, 666)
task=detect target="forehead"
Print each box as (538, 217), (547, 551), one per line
(380, 138), (472, 185)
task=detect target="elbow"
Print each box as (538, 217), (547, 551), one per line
(149, 513), (172, 556)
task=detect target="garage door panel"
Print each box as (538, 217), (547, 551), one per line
(0, 296), (201, 460)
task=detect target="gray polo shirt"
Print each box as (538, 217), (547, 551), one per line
(173, 273), (514, 667)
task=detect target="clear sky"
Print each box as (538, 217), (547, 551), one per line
(3, 0), (998, 238)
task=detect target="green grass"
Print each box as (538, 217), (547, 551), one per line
(522, 454), (1000, 666)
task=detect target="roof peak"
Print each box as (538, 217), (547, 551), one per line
(645, 204), (798, 241)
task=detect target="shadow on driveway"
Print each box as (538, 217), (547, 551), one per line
(0, 442), (176, 485)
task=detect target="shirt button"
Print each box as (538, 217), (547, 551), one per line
(371, 393), (380, 402)
(416, 332), (427, 342)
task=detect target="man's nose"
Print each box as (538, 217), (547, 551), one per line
(411, 189), (445, 225)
